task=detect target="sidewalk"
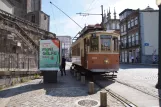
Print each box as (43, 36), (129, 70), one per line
(120, 62), (158, 67)
(0, 64), (124, 107)
(98, 80), (160, 107)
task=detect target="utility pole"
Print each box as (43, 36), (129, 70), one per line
(76, 5), (104, 29)
(156, 0), (161, 89)
(101, 5), (104, 29)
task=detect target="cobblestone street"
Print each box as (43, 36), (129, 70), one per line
(117, 64), (160, 98)
(93, 64), (160, 107)
(0, 64), (123, 107)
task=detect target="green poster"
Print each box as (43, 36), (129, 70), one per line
(39, 39), (60, 71)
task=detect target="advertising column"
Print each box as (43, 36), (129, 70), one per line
(39, 39), (60, 83)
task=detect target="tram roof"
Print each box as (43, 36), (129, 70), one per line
(72, 24), (104, 41)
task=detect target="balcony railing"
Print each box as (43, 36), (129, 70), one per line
(132, 41), (135, 46)
(128, 42), (131, 47)
(120, 43), (127, 49)
(135, 40), (139, 45)
(120, 40), (140, 49)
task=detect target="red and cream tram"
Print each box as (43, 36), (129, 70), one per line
(71, 24), (119, 75)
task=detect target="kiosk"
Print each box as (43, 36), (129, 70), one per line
(39, 39), (61, 83)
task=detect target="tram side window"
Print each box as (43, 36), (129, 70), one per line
(72, 44), (80, 56)
(100, 35), (111, 51)
(72, 46), (76, 56)
(113, 37), (119, 51)
(77, 44), (80, 56)
(90, 36), (99, 52)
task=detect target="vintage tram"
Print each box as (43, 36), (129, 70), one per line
(71, 24), (119, 76)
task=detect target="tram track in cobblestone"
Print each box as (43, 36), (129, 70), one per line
(68, 63), (161, 106)
(68, 63), (137, 107)
(97, 73), (161, 100)
(113, 79), (161, 100)
(94, 81), (137, 107)
(98, 73), (161, 100)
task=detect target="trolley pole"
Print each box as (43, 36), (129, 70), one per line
(101, 5), (104, 29)
(76, 5), (104, 30)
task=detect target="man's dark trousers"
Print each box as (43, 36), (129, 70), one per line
(61, 64), (66, 76)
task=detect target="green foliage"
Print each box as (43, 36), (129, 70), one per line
(34, 74), (40, 79)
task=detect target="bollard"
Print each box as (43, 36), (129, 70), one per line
(88, 82), (94, 94)
(81, 75), (85, 84)
(76, 73), (80, 80)
(100, 91), (107, 107)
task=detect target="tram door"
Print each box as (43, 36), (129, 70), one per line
(84, 38), (87, 68)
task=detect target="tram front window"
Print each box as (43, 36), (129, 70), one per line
(90, 36), (99, 52)
(100, 35), (112, 51)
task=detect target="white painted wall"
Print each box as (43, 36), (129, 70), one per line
(140, 11), (158, 55)
(0, 0), (13, 14)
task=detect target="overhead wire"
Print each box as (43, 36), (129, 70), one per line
(81, 0), (100, 26)
(84, 0), (96, 12)
(50, 1), (83, 29)
(50, 3), (58, 34)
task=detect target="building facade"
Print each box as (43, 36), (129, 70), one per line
(26, 11), (50, 31)
(103, 8), (120, 31)
(57, 36), (72, 60)
(0, 0), (14, 14)
(119, 6), (158, 64)
(0, 0), (55, 71)
(0, 0), (49, 31)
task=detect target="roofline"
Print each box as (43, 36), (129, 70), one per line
(119, 9), (134, 16)
(6, 0), (14, 7)
(140, 10), (159, 12)
(40, 11), (50, 17)
(27, 11), (50, 17)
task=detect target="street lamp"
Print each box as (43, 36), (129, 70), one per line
(156, 0), (161, 89)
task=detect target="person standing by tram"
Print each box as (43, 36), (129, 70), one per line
(61, 56), (66, 76)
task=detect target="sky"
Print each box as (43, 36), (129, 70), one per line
(42, 0), (158, 38)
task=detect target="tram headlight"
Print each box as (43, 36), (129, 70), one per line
(104, 59), (109, 64)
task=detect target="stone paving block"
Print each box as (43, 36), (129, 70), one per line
(0, 65), (124, 107)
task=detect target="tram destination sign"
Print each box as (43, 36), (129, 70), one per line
(100, 35), (112, 39)
(39, 39), (60, 71)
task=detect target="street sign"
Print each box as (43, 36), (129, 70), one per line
(144, 43), (149, 46)
(39, 39), (60, 71)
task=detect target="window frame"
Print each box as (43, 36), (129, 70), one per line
(100, 35), (112, 51)
(132, 34), (135, 46)
(131, 19), (134, 27)
(31, 15), (35, 23)
(135, 32), (139, 45)
(90, 36), (99, 52)
(128, 21), (131, 29)
(121, 25), (123, 33)
(135, 17), (138, 25)
(123, 24), (126, 32)
(128, 35), (131, 47)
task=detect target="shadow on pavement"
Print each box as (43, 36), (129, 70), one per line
(119, 64), (158, 69)
(0, 69), (90, 98)
(93, 74), (115, 88)
(0, 66), (117, 99)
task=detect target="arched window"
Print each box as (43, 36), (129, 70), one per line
(31, 15), (35, 23)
